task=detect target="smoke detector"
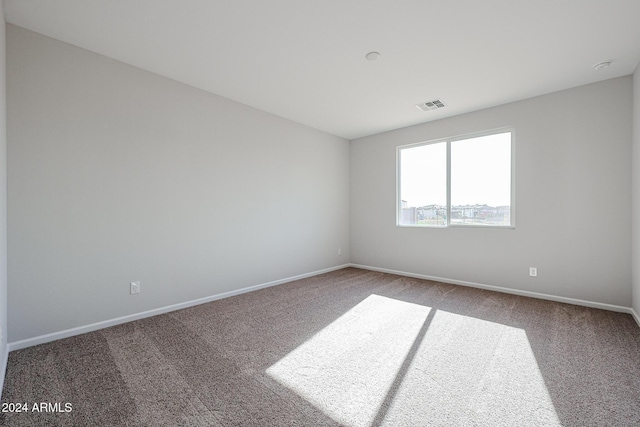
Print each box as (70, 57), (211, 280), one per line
(365, 51), (381, 61)
(593, 61), (611, 71)
(416, 99), (446, 112)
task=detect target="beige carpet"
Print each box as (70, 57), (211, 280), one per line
(2, 267), (640, 426)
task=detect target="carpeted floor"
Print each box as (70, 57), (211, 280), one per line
(2, 267), (640, 426)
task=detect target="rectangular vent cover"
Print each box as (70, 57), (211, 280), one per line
(416, 99), (446, 112)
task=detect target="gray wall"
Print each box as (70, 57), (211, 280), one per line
(7, 25), (350, 343)
(633, 65), (640, 315)
(351, 77), (632, 307)
(4, 22), (637, 347)
(0, 7), (7, 390)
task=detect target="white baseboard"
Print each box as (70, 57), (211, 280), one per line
(0, 344), (7, 400)
(631, 308), (640, 329)
(7, 264), (350, 352)
(350, 263), (636, 316)
(7, 262), (639, 353)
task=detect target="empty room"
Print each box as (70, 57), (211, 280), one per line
(0, 1), (640, 426)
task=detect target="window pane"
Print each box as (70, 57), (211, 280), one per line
(399, 142), (446, 226)
(450, 132), (511, 226)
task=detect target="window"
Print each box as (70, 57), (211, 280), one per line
(398, 129), (513, 227)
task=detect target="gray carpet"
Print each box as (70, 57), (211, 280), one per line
(2, 267), (640, 426)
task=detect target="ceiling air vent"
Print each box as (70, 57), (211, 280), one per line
(416, 99), (446, 112)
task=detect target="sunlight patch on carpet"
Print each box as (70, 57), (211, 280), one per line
(266, 294), (560, 426)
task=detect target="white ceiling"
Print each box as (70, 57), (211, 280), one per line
(4, 0), (640, 140)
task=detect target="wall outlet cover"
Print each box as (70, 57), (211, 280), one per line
(130, 281), (141, 294)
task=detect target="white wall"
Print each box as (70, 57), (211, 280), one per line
(633, 64), (640, 316)
(351, 77), (632, 307)
(7, 25), (350, 343)
(4, 21), (637, 350)
(0, 6), (8, 394)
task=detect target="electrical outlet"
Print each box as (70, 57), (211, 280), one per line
(529, 267), (538, 277)
(338, 248), (342, 256)
(130, 281), (141, 294)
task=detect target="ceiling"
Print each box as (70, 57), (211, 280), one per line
(4, 0), (640, 140)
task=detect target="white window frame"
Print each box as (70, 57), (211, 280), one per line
(396, 127), (515, 228)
